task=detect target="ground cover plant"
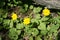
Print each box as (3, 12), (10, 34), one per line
(0, 0), (60, 40)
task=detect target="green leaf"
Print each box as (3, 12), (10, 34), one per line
(9, 28), (17, 33)
(13, 0), (18, 4)
(41, 17), (49, 21)
(53, 17), (60, 24)
(9, 20), (13, 28)
(3, 19), (11, 29)
(35, 36), (42, 40)
(3, 19), (10, 25)
(24, 4), (28, 8)
(49, 24), (59, 33)
(2, 12), (7, 18)
(40, 30), (47, 35)
(9, 28), (18, 40)
(18, 1), (22, 4)
(14, 20), (19, 24)
(24, 27), (32, 35)
(24, 4), (28, 11)
(57, 12), (60, 15)
(33, 7), (37, 13)
(16, 23), (24, 29)
(10, 4), (13, 7)
(7, 3), (11, 6)
(31, 19), (39, 24)
(38, 22), (46, 30)
(29, 5), (34, 9)
(53, 30), (58, 37)
(31, 28), (39, 36)
(37, 7), (42, 13)
(29, 36), (33, 40)
(47, 25), (51, 31)
(33, 7), (42, 13)
(14, 4), (17, 6)
(17, 30), (21, 35)
(31, 19), (36, 23)
(35, 14), (41, 19)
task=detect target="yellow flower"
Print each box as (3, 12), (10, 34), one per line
(23, 17), (30, 25)
(11, 12), (17, 20)
(42, 7), (50, 16)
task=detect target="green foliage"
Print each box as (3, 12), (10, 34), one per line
(31, 28), (39, 36)
(29, 5), (34, 9)
(16, 23), (24, 29)
(41, 16), (49, 21)
(40, 30), (47, 35)
(38, 22), (46, 30)
(3, 19), (10, 27)
(35, 36), (42, 40)
(29, 36), (33, 40)
(0, 0), (60, 40)
(49, 24), (59, 34)
(33, 7), (42, 13)
(9, 20), (13, 28)
(8, 28), (21, 40)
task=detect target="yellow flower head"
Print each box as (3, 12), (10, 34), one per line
(42, 7), (50, 16)
(23, 17), (30, 25)
(11, 12), (17, 20)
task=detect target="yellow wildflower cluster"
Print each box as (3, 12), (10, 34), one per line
(42, 7), (50, 16)
(23, 17), (30, 25)
(11, 12), (17, 20)
(11, 12), (30, 25)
